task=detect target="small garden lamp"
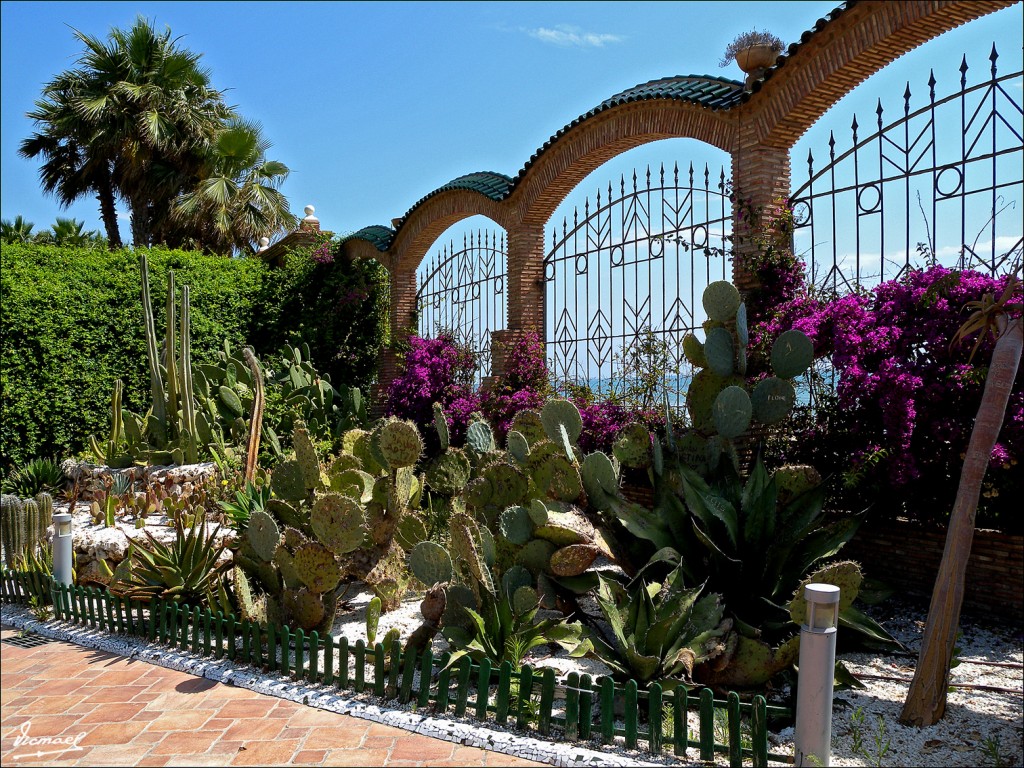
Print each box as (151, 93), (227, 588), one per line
(52, 512), (73, 587)
(795, 583), (840, 766)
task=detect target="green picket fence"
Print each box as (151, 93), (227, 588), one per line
(0, 573), (793, 766)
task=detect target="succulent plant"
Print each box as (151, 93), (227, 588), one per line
(587, 558), (733, 687)
(442, 513), (591, 668)
(118, 514), (228, 606)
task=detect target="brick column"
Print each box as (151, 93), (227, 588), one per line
(729, 139), (791, 294)
(371, 263), (418, 417)
(506, 225), (547, 336)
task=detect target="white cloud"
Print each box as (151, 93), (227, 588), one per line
(526, 24), (622, 48)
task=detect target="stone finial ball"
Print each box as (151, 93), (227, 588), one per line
(304, 205), (316, 217)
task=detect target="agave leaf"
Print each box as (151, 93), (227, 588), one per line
(741, 464), (778, 551)
(839, 604), (902, 649)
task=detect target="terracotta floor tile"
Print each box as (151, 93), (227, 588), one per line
(143, 708), (217, 731)
(77, 701), (149, 724)
(279, 725), (311, 740)
(16, 693), (87, 715)
(148, 730), (221, 755)
(221, 717), (287, 743)
(279, 707), (348, 727)
(294, 749), (328, 763)
(301, 725), (368, 750)
(12, 678), (87, 697)
(90, 669), (151, 687)
(206, 739), (246, 757)
(215, 699), (279, 719)
(390, 738), (456, 762)
(321, 750), (393, 767)
(81, 684), (149, 703)
(78, 720), (149, 746)
(228, 738), (302, 765)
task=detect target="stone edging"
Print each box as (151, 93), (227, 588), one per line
(0, 605), (669, 768)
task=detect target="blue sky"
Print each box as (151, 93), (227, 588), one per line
(1, 1), (1021, 244)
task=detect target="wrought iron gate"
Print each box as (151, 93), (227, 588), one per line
(791, 47), (1023, 294)
(416, 230), (506, 382)
(545, 163), (732, 407)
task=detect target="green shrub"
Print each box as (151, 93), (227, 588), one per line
(0, 242), (388, 477)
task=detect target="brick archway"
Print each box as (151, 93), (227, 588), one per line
(349, 0), (1016, 407)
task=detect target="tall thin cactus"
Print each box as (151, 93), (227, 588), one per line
(140, 254), (167, 445)
(180, 285), (198, 464)
(164, 270), (179, 442)
(243, 347), (265, 482)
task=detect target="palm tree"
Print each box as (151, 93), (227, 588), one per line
(50, 217), (101, 247)
(172, 118), (297, 255)
(71, 17), (234, 246)
(19, 77), (123, 248)
(20, 17), (233, 248)
(0, 216), (36, 244)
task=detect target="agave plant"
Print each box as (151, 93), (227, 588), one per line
(587, 553), (734, 688)
(648, 455), (895, 649)
(443, 562), (592, 668)
(1, 458), (65, 497)
(117, 514), (228, 606)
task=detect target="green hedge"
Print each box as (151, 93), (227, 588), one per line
(0, 243), (388, 476)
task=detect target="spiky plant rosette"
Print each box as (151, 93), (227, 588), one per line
(123, 515), (228, 606)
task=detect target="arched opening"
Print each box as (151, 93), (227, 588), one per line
(415, 215), (509, 383)
(543, 138), (733, 406)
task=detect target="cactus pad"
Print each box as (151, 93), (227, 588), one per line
(396, 513), (429, 551)
(736, 302), (749, 346)
(465, 420), (496, 454)
(331, 468), (375, 502)
(702, 280), (741, 322)
(450, 512), (495, 595)
(410, 540), (453, 586)
(713, 386), (753, 440)
(377, 419), (423, 468)
(682, 333), (707, 368)
(442, 584), (478, 630)
(788, 560), (862, 625)
(284, 587), (327, 631)
(482, 463), (529, 507)
(246, 509), (281, 561)
(541, 398), (583, 444)
(612, 423), (652, 469)
(581, 451), (618, 506)
(433, 402), (450, 451)
(311, 494), (365, 554)
(771, 329), (814, 379)
(751, 377), (796, 424)
(509, 410), (546, 445)
(266, 498), (306, 532)
(218, 385), (244, 417)
(499, 505), (535, 545)
(704, 327), (734, 377)
(271, 460), (306, 502)
(534, 508), (595, 547)
(549, 544), (601, 577)
(293, 541), (342, 592)
(506, 431), (530, 463)
(424, 449), (472, 496)
(464, 476), (493, 508)
(502, 565), (533, 598)
(773, 464), (823, 503)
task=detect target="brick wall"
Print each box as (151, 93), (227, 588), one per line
(843, 519), (1024, 623)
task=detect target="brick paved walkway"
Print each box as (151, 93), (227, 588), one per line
(0, 625), (543, 767)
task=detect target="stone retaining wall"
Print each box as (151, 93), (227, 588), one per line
(61, 460), (218, 502)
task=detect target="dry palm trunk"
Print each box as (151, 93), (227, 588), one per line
(900, 316), (1022, 726)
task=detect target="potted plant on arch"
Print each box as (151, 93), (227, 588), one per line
(720, 29), (785, 86)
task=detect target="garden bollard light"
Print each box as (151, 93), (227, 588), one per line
(53, 512), (73, 587)
(795, 583), (840, 767)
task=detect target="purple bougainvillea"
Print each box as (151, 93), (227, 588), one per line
(383, 333), (479, 444)
(767, 265), (1022, 529)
